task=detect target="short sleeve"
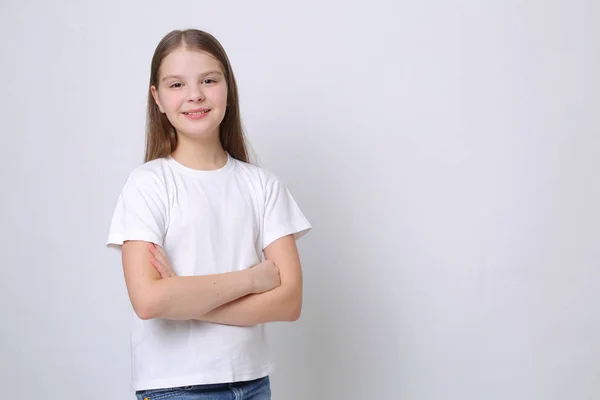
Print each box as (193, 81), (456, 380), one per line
(106, 170), (168, 250)
(262, 173), (312, 250)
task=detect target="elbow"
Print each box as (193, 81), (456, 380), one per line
(131, 286), (162, 320)
(134, 302), (157, 320)
(287, 306), (301, 322)
(285, 296), (303, 322)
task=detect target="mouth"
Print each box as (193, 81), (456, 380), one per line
(182, 109), (211, 116)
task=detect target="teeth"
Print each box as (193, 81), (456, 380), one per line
(185, 110), (208, 115)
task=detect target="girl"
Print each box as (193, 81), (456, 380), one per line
(106, 29), (311, 400)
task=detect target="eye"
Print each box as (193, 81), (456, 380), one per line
(202, 78), (217, 84)
(169, 82), (183, 88)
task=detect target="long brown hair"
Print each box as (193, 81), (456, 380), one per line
(144, 29), (251, 164)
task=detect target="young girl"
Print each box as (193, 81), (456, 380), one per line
(106, 29), (311, 400)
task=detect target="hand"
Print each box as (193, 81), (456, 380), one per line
(249, 259), (281, 294)
(148, 243), (177, 279)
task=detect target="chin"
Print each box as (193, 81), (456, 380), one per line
(177, 126), (220, 140)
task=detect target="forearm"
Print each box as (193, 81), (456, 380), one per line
(198, 235), (305, 326)
(197, 285), (302, 326)
(146, 270), (254, 320)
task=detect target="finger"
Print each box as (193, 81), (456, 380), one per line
(152, 254), (167, 270)
(153, 247), (175, 276)
(151, 245), (167, 263)
(152, 246), (168, 265)
(151, 258), (169, 278)
(154, 255), (175, 278)
(155, 245), (168, 258)
(150, 257), (163, 273)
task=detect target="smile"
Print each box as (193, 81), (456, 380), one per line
(182, 109), (211, 120)
(183, 110), (210, 115)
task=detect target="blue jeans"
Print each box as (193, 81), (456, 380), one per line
(135, 376), (271, 400)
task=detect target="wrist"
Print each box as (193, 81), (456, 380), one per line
(243, 268), (257, 295)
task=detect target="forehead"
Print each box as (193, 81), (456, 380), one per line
(159, 47), (223, 77)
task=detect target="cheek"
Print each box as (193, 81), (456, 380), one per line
(212, 86), (228, 107)
(161, 92), (184, 112)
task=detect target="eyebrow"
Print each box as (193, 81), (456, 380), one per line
(161, 71), (223, 82)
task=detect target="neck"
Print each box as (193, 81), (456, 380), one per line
(171, 133), (228, 171)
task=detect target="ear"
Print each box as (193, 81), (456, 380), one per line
(150, 85), (165, 113)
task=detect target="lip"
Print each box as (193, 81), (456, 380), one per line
(182, 108), (211, 120)
(182, 108), (210, 113)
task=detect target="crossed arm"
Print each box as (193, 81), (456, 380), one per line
(195, 236), (303, 325)
(121, 234), (303, 326)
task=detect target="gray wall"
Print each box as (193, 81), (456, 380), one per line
(1, 1), (598, 399)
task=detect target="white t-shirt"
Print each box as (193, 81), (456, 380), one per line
(106, 152), (311, 391)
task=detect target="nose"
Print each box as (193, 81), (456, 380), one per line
(187, 84), (204, 102)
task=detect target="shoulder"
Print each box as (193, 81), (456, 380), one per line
(232, 157), (283, 189)
(122, 158), (170, 192)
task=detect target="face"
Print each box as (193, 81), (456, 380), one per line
(151, 47), (228, 141)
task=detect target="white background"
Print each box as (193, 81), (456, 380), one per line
(1, 1), (598, 399)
